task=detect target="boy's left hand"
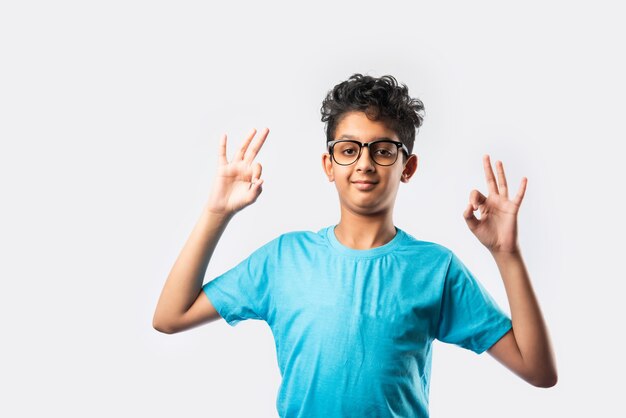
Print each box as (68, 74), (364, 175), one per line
(463, 154), (527, 255)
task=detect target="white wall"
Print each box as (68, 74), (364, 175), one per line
(1, 0), (623, 416)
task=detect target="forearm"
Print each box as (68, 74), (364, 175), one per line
(491, 249), (557, 385)
(153, 204), (234, 328)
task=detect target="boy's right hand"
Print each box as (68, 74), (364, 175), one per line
(205, 128), (270, 217)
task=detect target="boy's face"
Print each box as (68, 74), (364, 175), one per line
(322, 111), (418, 216)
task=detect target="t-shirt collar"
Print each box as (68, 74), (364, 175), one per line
(324, 224), (404, 258)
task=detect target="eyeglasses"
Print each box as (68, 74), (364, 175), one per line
(327, 139), (409, 166)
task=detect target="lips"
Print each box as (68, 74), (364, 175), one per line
(351, 180), (378, 191)
(352, 180), (378, 184)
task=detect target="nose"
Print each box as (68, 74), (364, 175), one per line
(355, 145), (375, 172)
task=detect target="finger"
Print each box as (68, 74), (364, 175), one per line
(512, 177), (528, 207)
(244, 127), (270, 164)
(463, 202), (480, 230)
(483, 154), (499, 195)
(218, 133), (228, 165)
(249, 178), (264, 198)
(234, 128), (257, 161)
(469, 189), (487, 211)
(251, 162), (262, 182)
(496, 160), (509, 199)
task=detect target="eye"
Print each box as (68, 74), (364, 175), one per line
(375, 149), (392, 157)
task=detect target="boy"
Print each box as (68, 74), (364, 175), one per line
(153, 74), (557, 417)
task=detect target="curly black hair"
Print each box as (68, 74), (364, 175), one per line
(320, 73), (425, 159)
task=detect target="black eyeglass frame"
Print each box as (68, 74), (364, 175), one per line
(327, 139), (410, 166)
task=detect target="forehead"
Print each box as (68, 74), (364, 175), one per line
(334, 111), (399, 141)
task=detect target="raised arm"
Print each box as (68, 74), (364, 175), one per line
(152, 127), (270, 334)
(463, 154), (557, 388)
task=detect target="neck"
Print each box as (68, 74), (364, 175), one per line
(334, 208), (397, 250)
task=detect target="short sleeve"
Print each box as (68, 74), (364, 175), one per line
(202, 238), (276, 327)
(435, 251), (512, 354)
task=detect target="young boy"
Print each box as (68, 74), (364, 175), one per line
(153, 74), (557, 417)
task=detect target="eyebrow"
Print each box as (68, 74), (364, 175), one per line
(337, 134), (396, 142)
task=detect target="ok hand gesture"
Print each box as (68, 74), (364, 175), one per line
(206, 128), (269, 216)
(463, 155), (528, 255)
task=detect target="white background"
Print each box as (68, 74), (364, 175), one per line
(1, 0), (624, 416)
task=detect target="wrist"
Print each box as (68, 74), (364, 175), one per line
(490, 247), (523, 263)
(203, 204), (236, 221)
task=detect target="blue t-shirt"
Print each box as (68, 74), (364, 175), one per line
(202, 225), (512, 418)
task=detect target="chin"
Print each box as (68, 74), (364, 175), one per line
(344, 200), (389, 216)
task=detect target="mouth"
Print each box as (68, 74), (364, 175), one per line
(351, 181), (378, 190)
(352, 180), (378, 184)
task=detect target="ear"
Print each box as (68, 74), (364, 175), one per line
(400, 154), (418, 183)
(322, 153), (335, 182)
